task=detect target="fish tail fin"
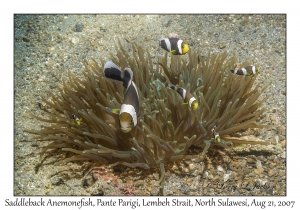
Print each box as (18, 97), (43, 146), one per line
(103, 61), (124, 82)
(78, 118), (83, 125)
(168, 84), (176, 90)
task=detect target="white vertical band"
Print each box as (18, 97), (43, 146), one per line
(163, 38), (171, 51)
(241, 68), (247, 75)
(177, 39), (183, 54)
(182, 88), (187, 100)
(189, 97), (196, 108)
(120, 104), (137, 126)
(251, 65), (256, 74)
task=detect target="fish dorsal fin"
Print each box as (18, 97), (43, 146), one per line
(123, 67), (133, 89)
(122, 81), (139, 115)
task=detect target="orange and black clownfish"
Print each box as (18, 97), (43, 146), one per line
(103, 61), (139, 133)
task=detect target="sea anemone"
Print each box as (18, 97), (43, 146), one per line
(27, 41), (269, 195)
(157, 49), (270, 149)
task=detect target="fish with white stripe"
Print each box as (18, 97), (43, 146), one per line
(230, 65), (260, 76)
(169, 84), (198, 110)
(71, 114), (82, 125)
(104, 61), (139, 133)
(159, 34), (189, 55)
(211, 124), (221, 143)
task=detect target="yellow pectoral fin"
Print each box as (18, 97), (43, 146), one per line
(170, 50), (176, 55)
(106, 107), (120, 114)
(183, 102), (188, 105)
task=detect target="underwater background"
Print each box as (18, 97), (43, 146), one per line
(14, 14), (286, 195)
